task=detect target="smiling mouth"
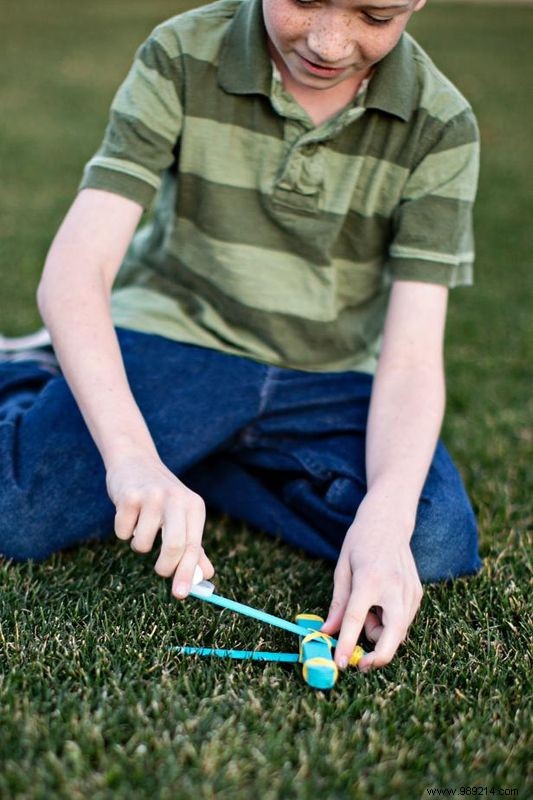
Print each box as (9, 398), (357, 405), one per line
(297, 53), (348, 76)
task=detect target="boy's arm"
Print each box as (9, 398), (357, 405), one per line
(320, 280), (448, 670)
(37, 188), (214, 593)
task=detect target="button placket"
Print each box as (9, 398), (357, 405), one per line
(273, 124), (327, 210)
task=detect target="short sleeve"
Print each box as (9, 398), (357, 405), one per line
(79, 27), (184, 209)
(387, 107), (480, 287)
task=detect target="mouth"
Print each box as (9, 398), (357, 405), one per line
(296, 53), (348, 78)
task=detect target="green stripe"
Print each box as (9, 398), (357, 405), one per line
(162, 218), (384, 320)
(85, 156), (160, 190)
(180, 117), (409, 218)
(180, 54), (282, 137)
(111, 59), (182, 144)
(149, 3), (237, 63)
(405, 143), (479, 203)
(390, 244), (474, 267)
(391, 195), (474, 260)
(418, 63), (471, 124)
(79, 166), (156, 208)
(101, 111), (176, 172)
(389, 258), (473, 288)
(113, 258), (389, 371)
(177, 174), (337, 264)
(334, 210), (392, 262)
(428, 108), (479, 155)
(329, 106), (478, 170)
(178, 173), (394, 265)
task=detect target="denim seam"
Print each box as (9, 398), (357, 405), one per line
(257, 367), (281, 417)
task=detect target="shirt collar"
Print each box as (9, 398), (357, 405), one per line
(218, 0), (418, 121)
(363, 33), (418, 121)
(218, 0), (272, 96)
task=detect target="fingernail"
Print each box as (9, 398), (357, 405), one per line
(174, 582), (188, 599)
(338, 655), (348, 670)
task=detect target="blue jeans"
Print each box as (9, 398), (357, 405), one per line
(0, 328), (481, 582)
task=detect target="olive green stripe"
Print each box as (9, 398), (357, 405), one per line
(417, 62), (471, 124)
(148, 3), (237, 63)
(178, 173), (392, 264)
(164, 217), (340, 319)
(390, 244), (474, 267)
(326, 106), (478, 163)
(176, 173), (473, 264)
(79, 166), (156, 209)
(177, 174), (337, 264)
(99, 111), (177, 176)
(180, 71), (478, 172)
(84, 156), (160, 190)
(429, 109), (479, 156)
(180, 117), (409, 217)
(405, 143), (479, 203)
(121, 257), (389, 371)
(178, 117), (285, 196)
(111, 58), (182, 144)
(181, 124), (475, 217)
(392, 194), (474, 261)
(389, 258), (473, 288)
(181, 55), (283, 138)
(162, 217), (388, 320)
(136, 37), (181, 83)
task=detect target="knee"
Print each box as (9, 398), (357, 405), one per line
(411, 488), (482, 584)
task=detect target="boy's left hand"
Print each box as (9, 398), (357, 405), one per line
(320, 495), (423, 672)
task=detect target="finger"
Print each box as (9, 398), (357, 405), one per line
(199, 548), (215, 580)
(360, 611), (406, 671)
(172, 542), (203, 599)
(320, 560), (352, 635)
(153, 503), (187, 578)
(364, 610), (383, 644)
(114, 499), (140, 541)
(333, 588), (374, 669)
(130, 502), (162, 554)
(171, 498), (206, 598)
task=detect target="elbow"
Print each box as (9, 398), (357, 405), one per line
(36, 275), (53, 324)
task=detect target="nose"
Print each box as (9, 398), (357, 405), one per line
(307, 20), (355, 64)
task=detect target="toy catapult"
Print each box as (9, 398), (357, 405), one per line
(169, 568), (365, 690)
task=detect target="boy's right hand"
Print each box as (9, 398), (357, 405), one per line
(105, 454), (215, 598)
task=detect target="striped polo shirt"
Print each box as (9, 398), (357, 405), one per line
(79, 0), (480, 373)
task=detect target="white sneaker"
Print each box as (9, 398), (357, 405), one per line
(0, 327), (58, 373)
(0, 327), (52, 351)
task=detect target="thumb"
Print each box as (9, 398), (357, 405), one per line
(320, 562), (351, 635)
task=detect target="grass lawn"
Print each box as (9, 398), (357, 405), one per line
(0, 1), (531, 797)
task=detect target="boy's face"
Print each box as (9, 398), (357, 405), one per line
(262, 0), (427, 90)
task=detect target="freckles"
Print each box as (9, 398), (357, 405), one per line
(314, 13), (355, 47)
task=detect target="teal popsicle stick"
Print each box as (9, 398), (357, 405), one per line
(189, 587), (338, 646)
(169, 646), (300, 662)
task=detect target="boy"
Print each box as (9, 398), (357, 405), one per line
(0, 0), (481, 671)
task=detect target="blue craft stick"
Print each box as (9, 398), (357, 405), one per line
(168, 646), (299, 662)
(189, 586), (339, 646)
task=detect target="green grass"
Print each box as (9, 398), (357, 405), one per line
(0, 1), (532, 797)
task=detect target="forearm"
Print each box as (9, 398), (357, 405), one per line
(37, 192), (155, 470)
(364, 357), (445, 533)
(38, 268), (157, 469)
